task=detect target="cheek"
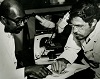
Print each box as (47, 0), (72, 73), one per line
(83, 28), (91, 36)
(78, 30), (86, 37)
(8, 21), (17, 28)
(7, 20), (15, 25)
(10, 21), (16, 26)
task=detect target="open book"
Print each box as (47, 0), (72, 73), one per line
(43, 63), (89, 79)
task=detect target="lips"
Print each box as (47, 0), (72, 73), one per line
(16, 27), (23, 33)
(75, 35), (80, 37)
(16, 27), (23, 31)
(74, 33), (82, 37)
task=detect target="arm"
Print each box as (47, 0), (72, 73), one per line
(25, 65), (52, 79)
(38, 12), (70, 33)
(57, 33), (81, 63)
(57, 12), (70, 33)
(51, 33), (81, 73)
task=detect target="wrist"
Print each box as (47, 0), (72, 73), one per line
(57, 58), (70, 64)
(25, 66), (32, 76)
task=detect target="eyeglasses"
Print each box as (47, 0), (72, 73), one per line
(3, 15), (29, 26)
(69, 23), (84, 30)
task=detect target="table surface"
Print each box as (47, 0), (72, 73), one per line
(35, 57), (55, 65)
(44, 63), (89, 79)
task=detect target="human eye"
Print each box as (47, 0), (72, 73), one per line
(16, 18), (24, 23)
(14, 19), (22, 26)
(76, 25), (83, 27)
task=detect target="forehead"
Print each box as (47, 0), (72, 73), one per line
(10, 6), (19, 15)
(71, 17), (86, 25)
(9, 5), (25, 19)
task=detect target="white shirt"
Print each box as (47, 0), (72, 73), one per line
(58, 21), (100, 79)
(0, 22), (26, 79)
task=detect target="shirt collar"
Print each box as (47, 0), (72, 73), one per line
(85, 20), (100, 43)
(0, 22), (13, 38)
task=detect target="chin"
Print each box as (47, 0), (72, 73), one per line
(76, 36), (84, 40)
(11, 29), (21, 34)
(14, 28), (23, 34)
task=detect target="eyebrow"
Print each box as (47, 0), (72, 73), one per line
(4, 15), (26, 23)
(14, 14), (29, 21)
(69, 23), (84, 27)
(3, 14), (31, 23)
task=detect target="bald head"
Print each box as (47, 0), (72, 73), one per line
(0, 0), (24, 17)
(0, 0), (25, 34)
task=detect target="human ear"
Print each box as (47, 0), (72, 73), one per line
(91, 19), (97, 27)
(0, 16), (7, 25)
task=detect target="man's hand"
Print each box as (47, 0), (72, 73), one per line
(51, 58), (69, 74)
(57, 12), (70, 33)
(25, 65), (52, 79)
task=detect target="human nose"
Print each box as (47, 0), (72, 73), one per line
(73, 26), (79, 33)
(17, 20), (27, 27)
(19, 21), (25, 26)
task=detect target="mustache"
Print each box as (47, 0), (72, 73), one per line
(11, 26), (24, 34)
(74, 32), (84, 37)
(16, 26), (24, 30)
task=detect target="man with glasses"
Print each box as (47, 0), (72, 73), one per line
(50, 1), (100, 79)
(0, 0), (28, 78)
(0, 0), (52, 79)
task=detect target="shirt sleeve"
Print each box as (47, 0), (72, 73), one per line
(57, 33), (81, 63)
(15, 68), (27, 79)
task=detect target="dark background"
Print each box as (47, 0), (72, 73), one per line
(17, 0), (77, 10)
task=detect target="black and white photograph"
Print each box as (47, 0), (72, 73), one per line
(0, 0), (100, 79)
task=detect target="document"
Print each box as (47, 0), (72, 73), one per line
(44, 63), (89, 79)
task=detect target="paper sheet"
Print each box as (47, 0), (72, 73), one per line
(43, 63), (89, 79)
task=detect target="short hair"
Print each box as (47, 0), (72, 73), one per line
(0, 0), (24, 17)
(69, 0), (100, 23)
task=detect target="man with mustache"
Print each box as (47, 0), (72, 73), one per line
(51, 0), (100, 79)
(0, 0), (52, 79)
